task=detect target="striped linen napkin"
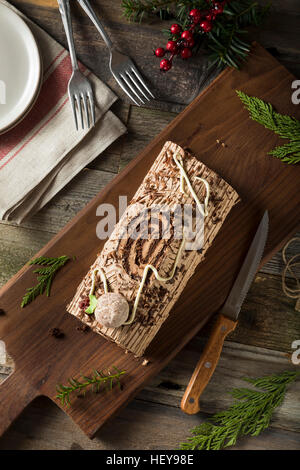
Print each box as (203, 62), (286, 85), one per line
(0, 1), (127, 223)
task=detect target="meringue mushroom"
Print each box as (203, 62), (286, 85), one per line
(94, 293), (129, 328)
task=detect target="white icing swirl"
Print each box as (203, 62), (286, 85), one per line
(89, 267), (108, 296)
(173, 153), (210, 217)
(88, 151), (210, 327)
(123, 236), (186, 325)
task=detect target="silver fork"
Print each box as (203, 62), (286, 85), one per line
(57, 0), (95, 130)
(76, 0), (155, 106)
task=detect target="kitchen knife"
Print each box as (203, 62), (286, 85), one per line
(181, 211), (269, 414)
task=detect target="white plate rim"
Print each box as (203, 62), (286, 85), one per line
(0, 4), (42, 133)
(0, 66), (43, 136)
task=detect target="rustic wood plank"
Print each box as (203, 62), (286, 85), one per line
(119, 106), (177, 170)
(140, 341), (300, 433)
(0, 397), (299, 450)
(261, 233), (300, 277)
(0, 225), (52, 286)
(256, 8), (300, 55)
(0, 342), (299, 449)
(1, 339), (299, 430)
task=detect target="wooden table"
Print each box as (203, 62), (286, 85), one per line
(0, 0), (299, 450)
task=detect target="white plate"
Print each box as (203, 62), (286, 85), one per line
(0, 4), (41, 133)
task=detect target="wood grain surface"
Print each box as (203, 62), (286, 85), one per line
(0, 41), (299, 439)
(1, 341), (299, 449)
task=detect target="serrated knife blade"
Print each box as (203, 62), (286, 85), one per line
(181, 211), (269, 415)
(220, 210), (269, 321)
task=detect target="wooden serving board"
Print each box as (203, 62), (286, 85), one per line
(0, 43), (299, 439)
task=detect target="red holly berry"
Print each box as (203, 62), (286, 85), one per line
(189, 8), (202, 24)
(206, 10), (217, 21)
(166, 40), (179, 54)
(170, 23), (182, 35)
(181, 30), (194, 42)
(154, 47), (165, 57)
(200, 19), (213, 33)
(213, 1), (225, 14)
(181, 47), (192, 59)
(160, 58), (172, 71)
(184, 37), (195, 48)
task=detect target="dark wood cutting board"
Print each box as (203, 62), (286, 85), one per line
(0, 43), (299, 439)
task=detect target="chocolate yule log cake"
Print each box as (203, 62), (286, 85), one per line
(67, 141), (239, 357)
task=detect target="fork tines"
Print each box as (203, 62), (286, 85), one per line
(70, 92), (95, 131)
(114, 65), (155, 107)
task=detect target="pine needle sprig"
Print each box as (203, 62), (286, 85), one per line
(122, 0), (172, 22)
(121, 1), (270, 69)
(179, 370), (300, 450)
(56, 367), (126, 407)
(237, 90), (300, 164)
(207, 1), (270, 69)
(122, 0), (202, 22)
(21, 255), (70, 308)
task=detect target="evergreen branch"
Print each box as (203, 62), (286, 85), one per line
(270, 146), (300, 164)
(122, 0), (269, 24)
(237, 90), (300, 164)
(122, 0), (175, 21)
(237, 90), (300, 139)
(29, 256), (65, 267)
(122, 1), (210, 22)
(56, 367), (126, 407)
(225, 1), (271, 28)
(21, 255), (70, 308)
(20, 278), (49, 309)
(207, 1), (270, 69)
(122, 1), (270, 69)
(179, 370), (300, 450)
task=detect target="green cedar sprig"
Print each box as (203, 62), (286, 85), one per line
(179, 370), (300, 450)
(237, 90), (300, 164)
(121, 0), (271, 69)
(56, 367), (126, 407)
(21, 255), (70, 308)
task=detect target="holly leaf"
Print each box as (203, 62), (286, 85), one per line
(85, 295), (98, 314)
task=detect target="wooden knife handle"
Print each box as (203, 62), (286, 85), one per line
(0, 371), (39, 437)
(181, 314), (237, 415)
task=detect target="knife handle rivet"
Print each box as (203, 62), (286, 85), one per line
(205, 361), (212, 369)
(189, 398), (195, 404)
(221, 326), (227, 332)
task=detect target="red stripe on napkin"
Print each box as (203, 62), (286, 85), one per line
(0, 97), (69, 172)
(44, 49), (65, 75)
(0, 56), (86, 161)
